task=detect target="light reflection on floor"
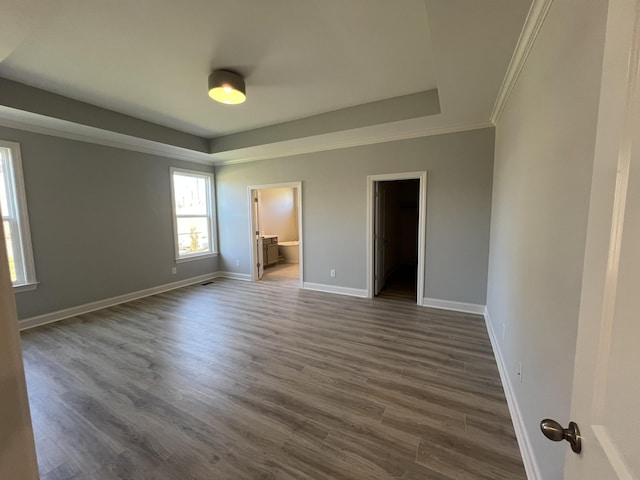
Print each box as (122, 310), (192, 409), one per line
(261, 262), (299, 288)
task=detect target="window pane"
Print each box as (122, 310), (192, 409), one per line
(0, 151), (9, 217)
(0, 142), (35, 287)
(176, 217), (210, 256)
(173, 174), (208, 216)
(3, 220), (16, 282)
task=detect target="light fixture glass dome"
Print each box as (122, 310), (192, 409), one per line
(208, 70), (246, 105)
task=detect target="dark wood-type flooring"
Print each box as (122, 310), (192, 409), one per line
(20, 277), (525, 480)
(261, 263), (299, 288)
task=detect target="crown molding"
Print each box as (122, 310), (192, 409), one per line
(0, 95), (496, 168)
(0, 109), (214, 165)
(0, 105), (492, 167)
(210, 89), (441, 154)
(490, 0), (554, 124)
(214, 121), (494, 165)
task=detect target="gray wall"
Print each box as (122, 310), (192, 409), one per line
(216, 128), (494, 305)
(486, 1), (608, 478)
(0, 126), (217, 320)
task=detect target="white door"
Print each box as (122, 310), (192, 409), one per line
(0, 219), (39, 478)
(563, 1), (640, 478)
(374, 182), (386, 295)
(252, 191), (264, 280)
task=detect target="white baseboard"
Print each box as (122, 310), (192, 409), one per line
(302, 282), (368, 298)
(213, 271), (252, 281)
(422, 297), (485, 315)
(484, 307), (541, 480)
(19, 273), (219, 331)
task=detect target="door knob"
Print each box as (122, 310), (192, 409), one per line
(540, 419), (582, 453)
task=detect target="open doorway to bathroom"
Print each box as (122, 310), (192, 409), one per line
(367, 172), (426, 305)
(248, 182), (303, 288)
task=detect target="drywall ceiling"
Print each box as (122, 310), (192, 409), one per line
(0, 0), (532, 163)
(0, 0), (437, 137)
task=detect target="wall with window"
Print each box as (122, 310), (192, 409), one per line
(0, 126), (217, 320)
(170, 168), (217, 261)
(0, 141), (37, 291)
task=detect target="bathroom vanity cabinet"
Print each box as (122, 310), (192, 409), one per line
(262, 236), (279, 266)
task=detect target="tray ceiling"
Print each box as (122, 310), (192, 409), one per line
(0, 0), (532, 163)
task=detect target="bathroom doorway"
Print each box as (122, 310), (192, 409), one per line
(367, 172), (427, 305)
(248, 182), (303, 288)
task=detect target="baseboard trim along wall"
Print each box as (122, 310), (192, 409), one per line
(215, 271), (252, 282)
(302, 282), (368, 298)
(19, 272), (229, 331)
(484, 307), (542, 480)
(422, 298), (485, 315)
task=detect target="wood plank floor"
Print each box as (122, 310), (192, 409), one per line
(261, 263), (299, 288)
(20, 278), (526, 480)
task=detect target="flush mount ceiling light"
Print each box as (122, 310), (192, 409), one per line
(208, 70), (246, 105)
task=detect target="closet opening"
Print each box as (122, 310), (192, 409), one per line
(367, 172), (427, 305)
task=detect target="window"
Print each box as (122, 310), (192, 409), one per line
(0, 141), (37, 291)
(170, 168), (217, 261)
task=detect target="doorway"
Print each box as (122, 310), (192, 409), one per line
(248, 182), (303, 288)
(367, 172), (427, 305)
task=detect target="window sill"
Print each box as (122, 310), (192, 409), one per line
(13, 282), (39, 293)
(175, 252), (219, 264)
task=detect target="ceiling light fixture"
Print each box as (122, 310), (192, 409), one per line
(208, 70), (246, 105)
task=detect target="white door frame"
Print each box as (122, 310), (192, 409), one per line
(251, 189), (265, 280)
(373, 181), (387, 296)
(247, 182), (303, 287)
(366, 171), (427, 305)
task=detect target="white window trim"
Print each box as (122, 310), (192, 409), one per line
(169, 167), (218, 262)
(0, 140), (38, 291)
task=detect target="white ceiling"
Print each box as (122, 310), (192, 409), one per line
(0, 0), (533, 163)
(0, 0), (438, 137)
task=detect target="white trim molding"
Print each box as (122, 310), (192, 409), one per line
(247, 182), (304, 288)
(422, 298), (485, 315)
(13, 282), (38, 293)
(484, 307), (542, 480)
(0, 108), (214, 165)
(302, 282), (368, 298)
(0, 140), (38, 289)
(216, 122), (494, 166)
(366, 171), (427, 306)
(169, 167), (218, 261)
(19, 273), (219, 331)
(490, 0), (554, 124)
(0, 105), (495, 168)
(213, 271), (252, 282)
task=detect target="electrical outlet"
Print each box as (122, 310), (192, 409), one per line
(236, 259), (240, 267)
(517, 362), (523, 383)
(330, 269), (336, 278)
(171, 267), (177, 275)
